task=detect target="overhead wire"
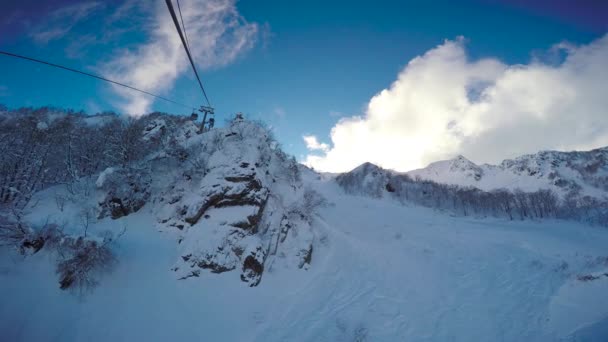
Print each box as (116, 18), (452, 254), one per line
(176, 0), (191, 51)
(165, 0), (212, 108)
(0, 50), (196, 110)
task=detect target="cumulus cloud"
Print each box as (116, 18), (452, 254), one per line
(303, 35), (608, 172)
(303, 135), (330, 153)
(100, 0), (258, 116)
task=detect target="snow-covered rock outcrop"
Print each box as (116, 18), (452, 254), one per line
(97, 166), (151, 220)
(151, 119), (315, 286)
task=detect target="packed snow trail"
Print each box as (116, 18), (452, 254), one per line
(2, 176), (608, 341)
(252, 175), (608, 341)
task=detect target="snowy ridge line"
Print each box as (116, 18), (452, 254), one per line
(336, 158), (608, 226)
(408, 147), (608, 199)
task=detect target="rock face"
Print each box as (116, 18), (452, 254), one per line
(76, 116), (321, 287)
(165, 166), (270, 286)
(154, 119), (316, 286)
(183, 172), (268, 229)
(97, 167), (151, 220)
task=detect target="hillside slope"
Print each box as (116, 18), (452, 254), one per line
(2, 171), (608, 341)
(1, 111), (608, 341)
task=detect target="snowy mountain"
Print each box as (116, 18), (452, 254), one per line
(147, 118), (315, 285)
(86, 116), (314, 287)
(1, 108), (608, 341)
(408, 148), (608, 199)
(337, 151), (608, 225)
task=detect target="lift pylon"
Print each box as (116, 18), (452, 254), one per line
(199, 105), (215, 133)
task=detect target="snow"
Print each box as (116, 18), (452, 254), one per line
(408, 149), (608, 199)
(95, 167), (115, 188)
(142, 119), (166, 141)
(1, 119), (607, 341)
(36, 121), (49, 130)
(549, 271), (608, 339)
(411, 158), (548, 191)
(82, 113), (117, 127)
(2, 172), (608, 341)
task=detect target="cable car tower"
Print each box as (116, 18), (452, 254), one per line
(199, 105), (215, 132)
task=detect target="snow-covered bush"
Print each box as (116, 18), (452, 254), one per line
(55, 235), (117, 292)
(353, 324), (369, 342)
(291, 187), (327, 224)
(165, 136), (189, 162)
(0, 210), (32, 250)
(0, 107), (187, 212)
(1, 206), (120, 293)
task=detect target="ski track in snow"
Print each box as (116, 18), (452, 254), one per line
(2, 176), (608, 341)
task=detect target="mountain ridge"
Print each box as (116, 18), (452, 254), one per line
(402, 146), (608, 199)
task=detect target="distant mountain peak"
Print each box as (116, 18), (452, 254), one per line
(407, 146), (608, 198)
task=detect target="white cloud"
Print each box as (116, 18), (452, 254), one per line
(30, 1), (152, 60)
(303, 35), (608, 172)
(303, 135), (330, 153)
(100, 0), (259, 116)
(30, 2), (104, 44)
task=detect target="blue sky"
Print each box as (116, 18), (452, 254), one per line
(1, 0), (607, 171)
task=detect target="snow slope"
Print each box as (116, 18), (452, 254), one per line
(408, 148), (608, 199)
(1, 116), (608, 341)
(2, 169), (608, 341)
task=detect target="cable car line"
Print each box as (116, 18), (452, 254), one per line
(165, 0), (212, 108)
(176, 0), (191, 51)
(0, 50), (196, 110)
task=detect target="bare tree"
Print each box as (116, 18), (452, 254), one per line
(56, 237), (115, 293)
(493, 189), (515, 220)
(55, 226), (126, 293)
